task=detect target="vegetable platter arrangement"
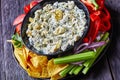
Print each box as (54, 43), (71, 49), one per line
(7, 0), (111, 80)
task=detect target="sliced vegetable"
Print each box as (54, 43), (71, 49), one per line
(73, 65), (84, 75)
(82, 67), (89, 75)
(30, 1), (38, 8)
(100, 20), (111, 32)
(54, 51), (95, 64)
(90, 11), (101, 21)
(102, 7), (110, 20)
(84, 33), (109, 67)
(69, 66), (78, 75)
(83, 32), (109, 74)
(24, 1), (39, 14)
(84, 33), (109, 68)
(76, 43), (89, 51)
(99, 7), (111, 32)
(84, 17), (101, 42)
(13, 14), (26, 26)
(81, 0), (94, 11)
(87, 41), (106, 48)
(100, 32), (109, 41)
(82, 42), (108, 74)
(75, 41), (106, 53)
(81, 0), (99, 10)
(12, 33), (23, 48)
(82, 0), (111, 43)
(59, 65), (74, 77)
(24, 4), (30, 14)
(96, 0), (105, 10)
(75, 46), (88, 54)
(15, 23), (22, 34)
(71, 61), (84, 66)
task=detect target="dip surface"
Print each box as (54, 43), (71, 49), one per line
(26, 1), (87, 54)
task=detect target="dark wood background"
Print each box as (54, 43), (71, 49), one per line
(0, 0), (120, 80)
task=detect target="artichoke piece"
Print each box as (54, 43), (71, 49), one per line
(54, 27), (66, 35)
(55, 9), (63, 21)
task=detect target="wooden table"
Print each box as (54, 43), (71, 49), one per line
(0, 0), (120, 80)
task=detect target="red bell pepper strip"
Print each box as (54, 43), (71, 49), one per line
(81, 0), (95, 9)
(24, 1), (39, 14)
(13, 14), (26, 26)
(81, 0), (95, 13)
(30, 1), (39, 9)
(99, 7), (111, 32)
(24, 4), (30, 14)
(84, 17), (101, 43)
(90, 11), (101, 21)
(99, 19), (111, 32)
(100, 7), (111, 20)
(81, 0), (99, 10)
(91, 17), (101, 41)
(97, 0), (105, 10)
(15, 23), (22, 34)
(82, 0), (111, 43)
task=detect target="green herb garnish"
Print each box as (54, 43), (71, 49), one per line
(12, 33), (23, 48)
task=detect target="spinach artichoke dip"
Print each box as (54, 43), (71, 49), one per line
(26, 1), (87, 54)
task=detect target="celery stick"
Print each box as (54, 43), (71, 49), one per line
(82, 45), (106, 74)
(73, 65), (84, 75)
(59, 65), (74, 77)
(82, 67), (89, 75)
(82, 42), (108, 74)
(82, 32), (109, 74)
(69, 65), (78, 75)
(100, 32), (109, 41)
(83, 60), (91, 67)
(54, 51), (95, 64)
(83, 32), (109, 68)
(89, 43), (108, 68)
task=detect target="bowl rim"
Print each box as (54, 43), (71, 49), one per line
(20, 0), (90, 56)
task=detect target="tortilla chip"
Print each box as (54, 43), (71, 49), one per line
(27, 61), (41, 72)
(25, 47), (29, 56)
(27, 68), (42, 78)
(41, 67), (50, 78)
(14, 47), (27, 70)
(27, 67), (50, 78)
(47, 59), (68, 76)
(14, 47), (23, 55)
(51, 73), (62, 80)
(28, 51), (37, 58)
(13, 45), (68, 79)
(30, 56), (48, 68)
(22, 47), (28, 61)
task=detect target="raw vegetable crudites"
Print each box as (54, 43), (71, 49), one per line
(53, 0), (111, 77)
(81, 0), (111, 42)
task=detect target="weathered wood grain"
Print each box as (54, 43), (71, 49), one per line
(0, 0), (6, 80)
(1, 0), (37, 80)
(105, 0), (120, 13)
(108, 16), (120, 80)
(106, 9), (120, 80)
(105, 0), (120, 80)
